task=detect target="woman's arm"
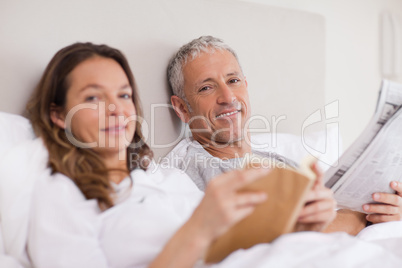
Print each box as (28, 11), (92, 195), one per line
(149, 168), (269, 268)
(28, 173), (109, 268)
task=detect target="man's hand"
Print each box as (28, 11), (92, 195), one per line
(363, 181), (402, 223)
(295, 163), (337, 232)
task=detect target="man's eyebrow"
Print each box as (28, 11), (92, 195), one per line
(226, 71), (241, 77)
(196, 78), (214, 86)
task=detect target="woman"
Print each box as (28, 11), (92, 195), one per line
(25, 42), (335, 267)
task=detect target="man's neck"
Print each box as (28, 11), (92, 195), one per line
(193, 134), (252, 159)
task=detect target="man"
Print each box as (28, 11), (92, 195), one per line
(167, 36), (297, 190)
(166, 35), (339, 233)
(167, 36), (402, 233)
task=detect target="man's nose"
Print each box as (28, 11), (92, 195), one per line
(216, 84), (236, 104)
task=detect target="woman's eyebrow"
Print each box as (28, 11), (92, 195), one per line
(119, 84), (131, 90)
(78, 84), (103, 93)
(78, 84), (131, 93)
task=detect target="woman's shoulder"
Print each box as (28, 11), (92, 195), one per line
(33, 170), (91, 205)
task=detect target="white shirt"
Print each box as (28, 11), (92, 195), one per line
(163, 138), (297, 191)
(25, 163), (402, 268)
(28, 166), (203, 268)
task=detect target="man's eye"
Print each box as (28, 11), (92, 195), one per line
(229, 78), (240, 83)
(198, 86), (210, 92)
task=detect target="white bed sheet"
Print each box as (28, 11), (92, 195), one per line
(1, 115), (402, 267)
(215, 230), (402, 268)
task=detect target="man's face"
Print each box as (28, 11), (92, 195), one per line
(180, 49), (250, 145)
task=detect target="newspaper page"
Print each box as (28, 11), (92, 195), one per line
(324, 80), (402, 212)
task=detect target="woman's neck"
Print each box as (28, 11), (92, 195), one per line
(102, 153), (129, 184)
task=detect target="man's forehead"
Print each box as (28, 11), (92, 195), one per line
(184, 50), (241, 76)
(186, 49), (237, 64)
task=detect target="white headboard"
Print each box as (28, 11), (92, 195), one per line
(0, 0), (325, 159)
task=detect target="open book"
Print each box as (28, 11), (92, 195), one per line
(324, 79), (402, 212)
(204, 159), (317, 263)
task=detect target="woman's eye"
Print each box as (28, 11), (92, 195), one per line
(85, 96), (98, 102)
(120, 93), (131, 99)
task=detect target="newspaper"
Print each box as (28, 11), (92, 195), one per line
(324, 79), (402, 212)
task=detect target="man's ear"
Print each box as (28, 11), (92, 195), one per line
(171, 96), (191, 123)
(50, 104), (66, 129)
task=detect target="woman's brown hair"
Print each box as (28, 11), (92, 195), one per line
(26, 42), (153, 210)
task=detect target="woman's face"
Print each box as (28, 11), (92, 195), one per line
(53, 56), (136, 159)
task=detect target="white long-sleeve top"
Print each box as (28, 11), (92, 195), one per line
(28, 167), (203, 268)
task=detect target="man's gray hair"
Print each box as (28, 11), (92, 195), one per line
(167, 36), (242, 101)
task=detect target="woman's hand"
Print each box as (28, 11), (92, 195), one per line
(189, 168), (269, 243)
(363, 181), (402, 223)
(295, 163), (337, 232)
(149, 168), (269, 268)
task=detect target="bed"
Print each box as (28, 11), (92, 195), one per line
(1, 0), (402, 267)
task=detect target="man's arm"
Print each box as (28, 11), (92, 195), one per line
(323, 209), (367, 235)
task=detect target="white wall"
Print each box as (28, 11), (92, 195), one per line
(0, 0), (326, 158)
(240, 0), (402, 150)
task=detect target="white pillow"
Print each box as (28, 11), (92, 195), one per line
(0, 138), (48, 267)
(0, 112), (43, 267)
(250, 126), (341, 172)
(0, 112), (35, 157)
(166, 127), (341, 173)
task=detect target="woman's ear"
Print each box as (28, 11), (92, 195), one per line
(171, 95), (191, 123)
(50, 104), (66, 129)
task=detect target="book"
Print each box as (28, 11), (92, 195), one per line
(203, 158), (317, 263)
(324, 79), (402, 212)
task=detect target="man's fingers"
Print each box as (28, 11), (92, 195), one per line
(363, 203), (400, 215)
(299, 199), (336, 220)
(304, 187), (333, 203)
(298, 208), (336, 223)
(311, 162), (323, 185)
(369, 192), (402, 207)
(390, 181), (402, 196)
(366, 213), (402, 223)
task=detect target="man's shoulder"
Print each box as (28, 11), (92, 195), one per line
(163, 138), (209, 169)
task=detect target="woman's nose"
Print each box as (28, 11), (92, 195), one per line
(106, 99), (123, 116)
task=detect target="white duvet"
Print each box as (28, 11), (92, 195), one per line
(1, 138), (402, 267)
